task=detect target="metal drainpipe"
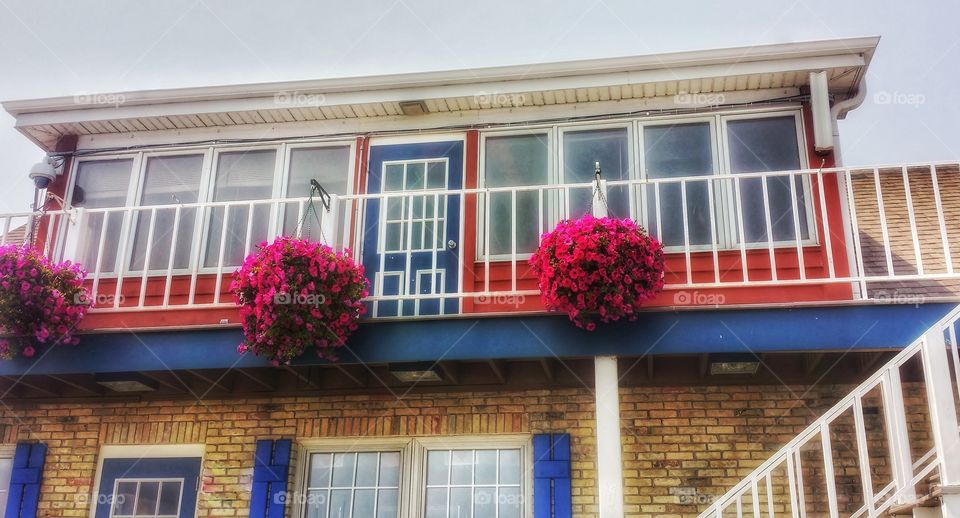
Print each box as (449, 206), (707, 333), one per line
(829, 82), (868, 299)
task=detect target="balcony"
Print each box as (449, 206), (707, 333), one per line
(2, 160), (959, 329)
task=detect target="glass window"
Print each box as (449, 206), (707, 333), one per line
(643, 123), (715, 247)
(72, 159), (135, 273)
(304, 451), (401, 518)
(0, 453), (12, 514)
(483, 134), (549, 256)
(562, 128), (631, 219)
(283, 146), (352, 240)
(203, 149), (277, 268)
(381, 160), (447, 253)
(727, 116), (809, 243)
(425, 449), (522, 518)
(111, 479), (183, 518)
(129, 155), (204, 271)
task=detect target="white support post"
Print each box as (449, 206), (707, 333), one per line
(921, 327), (960, 517)
(595, 356), (624, 518)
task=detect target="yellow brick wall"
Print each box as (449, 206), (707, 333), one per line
(2, 382), (932, 518)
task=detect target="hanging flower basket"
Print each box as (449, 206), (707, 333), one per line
(231, 237), (369, 365)
(529, 216), (664, 330)
(0, 244), (89, 359)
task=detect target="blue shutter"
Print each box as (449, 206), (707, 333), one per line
(4, 442), (46, 518)
(533, 434), (571, 518)
(250, 440), (292, 518)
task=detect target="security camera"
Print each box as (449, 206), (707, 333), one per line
(29, 156), (64, 189)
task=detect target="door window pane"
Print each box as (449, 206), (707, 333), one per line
(282, 146), (351, 239)
(563, 128), (631, 218)
(483, 134), (549, 256)
(129, 155), (204, 271)
(203, 149), (276, 267)
(72, 159), (134, 273)
(381, 160), (446, 253)
(111, 479), (182, 518)
(305, 452), (401, 518)
(424, 449), (522, 518)
(727, 116), (809, 243)
(643, 123), (715, 247)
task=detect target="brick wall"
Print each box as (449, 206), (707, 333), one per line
(1, 382), (936, 518)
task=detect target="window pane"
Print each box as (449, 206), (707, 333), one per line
(157, 481), (182, 515)
(498, 487), (521, 518)
(113, 481), (138, 516)
(498, 450), (520, 485)
(0, 457), (11, 514)
(379, 452), (400, 486)
(450, 487), (471, 517)
(563, 128), (631, 218)
(305, 490), (329, 518)
(204, 150), (276, 267)
(130, 155), (203, 271)
(283, 146), (351, 239)
(72, 159), (134, 273)
(331, 453), (356, 487)
(309, 453), (332, 487)
(135, 481), (160, 516)
(427, 450), (450, 485)
(644, 123), (714, 247)
(474, 487), (496, 518)
(450, 450), (473, 485)
(355, 453), (378, 487)
(484, 134), (549, 256)
(352, 489), (375, 518)
(727, 116), (808, 242)
(328, 489), (353, 518)
(376, 489), (398, 518)
(425, 488), (448, 518)
(475, 450), (497, 485)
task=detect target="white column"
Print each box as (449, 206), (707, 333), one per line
(921, 327), (960, 518)
(595, 355), (624, 517)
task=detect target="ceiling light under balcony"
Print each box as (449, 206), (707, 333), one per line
(398, 100), (429, 116)
(708, 354), (760, 375)
(389, 362), (442, 383)
(94, 372), (157, 392)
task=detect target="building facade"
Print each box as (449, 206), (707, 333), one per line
(1, 36), (960, 518)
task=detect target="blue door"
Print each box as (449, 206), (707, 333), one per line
(362, 141), (463, 317)
(95, 457), (202, 518)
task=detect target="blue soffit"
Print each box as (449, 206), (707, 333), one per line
(0, 303), (955, 376)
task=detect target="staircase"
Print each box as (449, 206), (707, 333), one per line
(698, 306), (960, 518)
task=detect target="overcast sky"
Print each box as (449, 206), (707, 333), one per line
(1, 0), (958, 212)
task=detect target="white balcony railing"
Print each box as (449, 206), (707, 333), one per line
(697, 304), (960, 517)
(1, 161), (959, 315)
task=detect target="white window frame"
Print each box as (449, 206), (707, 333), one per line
(556, 122), (635, 220)
(294, 435), (533, 518)
(636, 116), (726, 252)
(477, 128), (556, 262)
(279, 141), (358, 244)
(109, 477), (185, 518)
(0, 444), (15, 515)
(718, 109), (817, 249)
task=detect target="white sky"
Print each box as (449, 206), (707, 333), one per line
(1, 0), (958, 212)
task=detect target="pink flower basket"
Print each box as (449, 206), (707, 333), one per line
(529, 216), (664, 330)
(0, 244), (89, 359)
(231, 237), (369, 364)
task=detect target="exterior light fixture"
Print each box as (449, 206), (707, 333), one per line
(708, 354), (760, 375)
(389, 362), (442, 383)
(398, 100), (429, 116)
(94, 372), (157, 392)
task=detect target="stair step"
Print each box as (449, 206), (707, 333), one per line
(887, 486), (942, 515)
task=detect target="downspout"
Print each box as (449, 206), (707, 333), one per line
(829, 81), (868, 299)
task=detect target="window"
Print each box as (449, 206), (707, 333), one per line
(0, 447), (13, 513)
(71, 159), (135, 273)
(112, 479), (183, 518)
(642, 122), (717, 247)
(298, 437), (529, 518)
(482, 133), (549, 256)
(283, 146), (353, 240)
(725, 115), (810, 243)
(561, 127), (631, 219)
(424, 449), (522, 518)
(203, 149), (277, 268)
(129, 155), (204, 271)
(381, 160), (447, 253)
(304, 451), (401, 518)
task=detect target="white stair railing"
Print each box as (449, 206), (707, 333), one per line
(698, 305), (960, 518)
